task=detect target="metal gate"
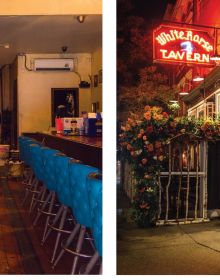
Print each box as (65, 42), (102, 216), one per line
(157, 134), (208, 225)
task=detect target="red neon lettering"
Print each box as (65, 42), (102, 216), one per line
(179, 31), (184, 40)
(160, 49), (210, 63)
(156, 29), (213, 52)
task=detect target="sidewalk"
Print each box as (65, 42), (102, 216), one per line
(117, 218), (220, 275)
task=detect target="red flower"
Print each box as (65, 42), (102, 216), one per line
(162, 112), (169, 118)
(146, 126), (153, 133)
(139, 203), (150, 209)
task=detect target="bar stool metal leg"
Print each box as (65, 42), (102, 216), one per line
(71, 226), (86, 274)
(33, 190), (52, 226)
(31, 185), (47, 214)
(29, 179), (41, 213)
(83, 251), (100, 274)
(50, 206), (68, 263)
(42, 191), (56, 242)
(43, 204), (64, 243)
(22, 173), (35, 205)
(52, 223), (81, 269)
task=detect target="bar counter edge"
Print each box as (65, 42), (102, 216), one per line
(22, 132), (102, 170)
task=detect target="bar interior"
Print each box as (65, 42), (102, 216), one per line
(0, 0), (102, 275)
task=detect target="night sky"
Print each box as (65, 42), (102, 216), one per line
(130, 0), (177, 21)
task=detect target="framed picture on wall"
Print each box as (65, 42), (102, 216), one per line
(98, 69), (102, 84)
(94, 75), (98, 87)
(51, 88), (79, 127)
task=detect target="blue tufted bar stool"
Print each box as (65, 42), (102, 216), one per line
(20, 138), (41, 205)
(53, 162), (100, 274)
(18, 136), (27, 162)
(28, 143), (48, 214)
(21, 137), (38, 166)
(83, 173), (102, 274)
(18, 136), (35, 184)
(33, 147), (60, 241)
(42, 155), (80, 263)
(25, 143), (42, 212)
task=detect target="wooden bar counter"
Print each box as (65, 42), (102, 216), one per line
(23, 132), (102, 169)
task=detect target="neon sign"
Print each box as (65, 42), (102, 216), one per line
(153, 25), (215, 66)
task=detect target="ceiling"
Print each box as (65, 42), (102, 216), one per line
(0, 15), (102, 66)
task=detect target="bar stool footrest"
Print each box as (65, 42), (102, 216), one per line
(38, 208), (57, 217)
(48, 222), (72, 234)
(61, 239), (93, 259)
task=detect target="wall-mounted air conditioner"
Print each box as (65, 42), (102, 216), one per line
(33, 58), (74, 71)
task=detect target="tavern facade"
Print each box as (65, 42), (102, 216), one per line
(163, 0), (220, 217)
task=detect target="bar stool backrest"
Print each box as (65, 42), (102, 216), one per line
(68, 162), (100, 227)
(87, 173), (102, 257)
(24, 139), (39, 166)
(30, 144), (44, 181)
(18, 136), (28, 161)
(41, 147), (59, 190)
(54, 154), (72, 207)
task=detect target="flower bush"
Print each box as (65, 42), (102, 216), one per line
(118, 105), (220, 227)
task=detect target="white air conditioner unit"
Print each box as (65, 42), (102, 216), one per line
(33, 58), (74, 71)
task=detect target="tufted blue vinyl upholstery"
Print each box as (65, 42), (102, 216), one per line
(24, 139), (39, 166)
(30, 144), (45, 181)
(41, 147), (59, 190)
(18, 136), (28, 161)
(54, 154), (72, 207)
(68, 162), (100, 227)
(18, 136), (30, 163)
(87, 173), (102, 257)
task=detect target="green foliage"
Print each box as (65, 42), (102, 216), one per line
(117, 66), (177, 121)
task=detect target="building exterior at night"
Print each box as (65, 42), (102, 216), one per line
(161, 0), (220, 216)
(163, 0), (220, 118)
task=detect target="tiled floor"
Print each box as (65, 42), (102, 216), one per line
(0, 176), (94, 274)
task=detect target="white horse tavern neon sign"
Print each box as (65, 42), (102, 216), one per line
(153, 25), (215, 66)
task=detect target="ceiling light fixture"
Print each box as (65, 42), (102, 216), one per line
(169, 100), (178, 103)
(179, 91), (189, 96)
(192, 75), (204, 82)
(210, 52), (220, 61)
(76, 15), (86, 23)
